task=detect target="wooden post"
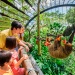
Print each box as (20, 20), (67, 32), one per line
(37, 0), (41, 55)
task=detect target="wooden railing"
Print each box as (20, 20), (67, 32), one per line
(20, 49), (37, 75)
(20, 49), (44, 75)
(29, 55), (44, 75)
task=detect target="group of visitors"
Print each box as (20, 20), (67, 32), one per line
(0, 21), (32, 75)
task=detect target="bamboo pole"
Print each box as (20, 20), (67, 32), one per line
(37, 0), (41, 55)
(28, 30), (31, 41)
(0, 26), (10, 28)
(0, 20), (10, 23)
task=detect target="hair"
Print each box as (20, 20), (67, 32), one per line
(6, 36), (16, 49)
(0, 50), (12, 67)
(11, 21), (22, 30)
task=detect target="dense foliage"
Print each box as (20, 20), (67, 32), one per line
(66, 7), (75, 24)
(27, 22), (75, 75)
(30, 40), (75, 75)
(0, 1), (75, 74)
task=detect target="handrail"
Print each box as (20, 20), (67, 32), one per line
(20, 49), (37, 75)
(29, 55), (44, 75)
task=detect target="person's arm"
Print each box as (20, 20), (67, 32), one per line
(0, 33), (6, 49)
(18, 41), (29, 52)
(18, 46), (24, 54)
(22, 41), (32, 48)
(13, 55), (28, 68)
(15, 36), (29, 52)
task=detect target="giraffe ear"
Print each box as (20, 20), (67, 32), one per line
(63, 26), (73, 36)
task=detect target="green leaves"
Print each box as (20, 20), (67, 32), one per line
(29, 27), (75, 75)
(66, 7), (75, 24)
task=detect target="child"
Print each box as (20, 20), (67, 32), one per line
(19, 26), (25, 40)
(5, 36), (28, 75)
(0, 50), (13, 75)
(19, 26), (32, 47)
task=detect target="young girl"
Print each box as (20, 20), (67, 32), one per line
(5, 36), (28, 75)
(19, 26), (32, 52)
(19, 26), (25, 40)
(0, 50), (13, 75)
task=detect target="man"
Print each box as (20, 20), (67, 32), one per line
(0, 21), (29, 52)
